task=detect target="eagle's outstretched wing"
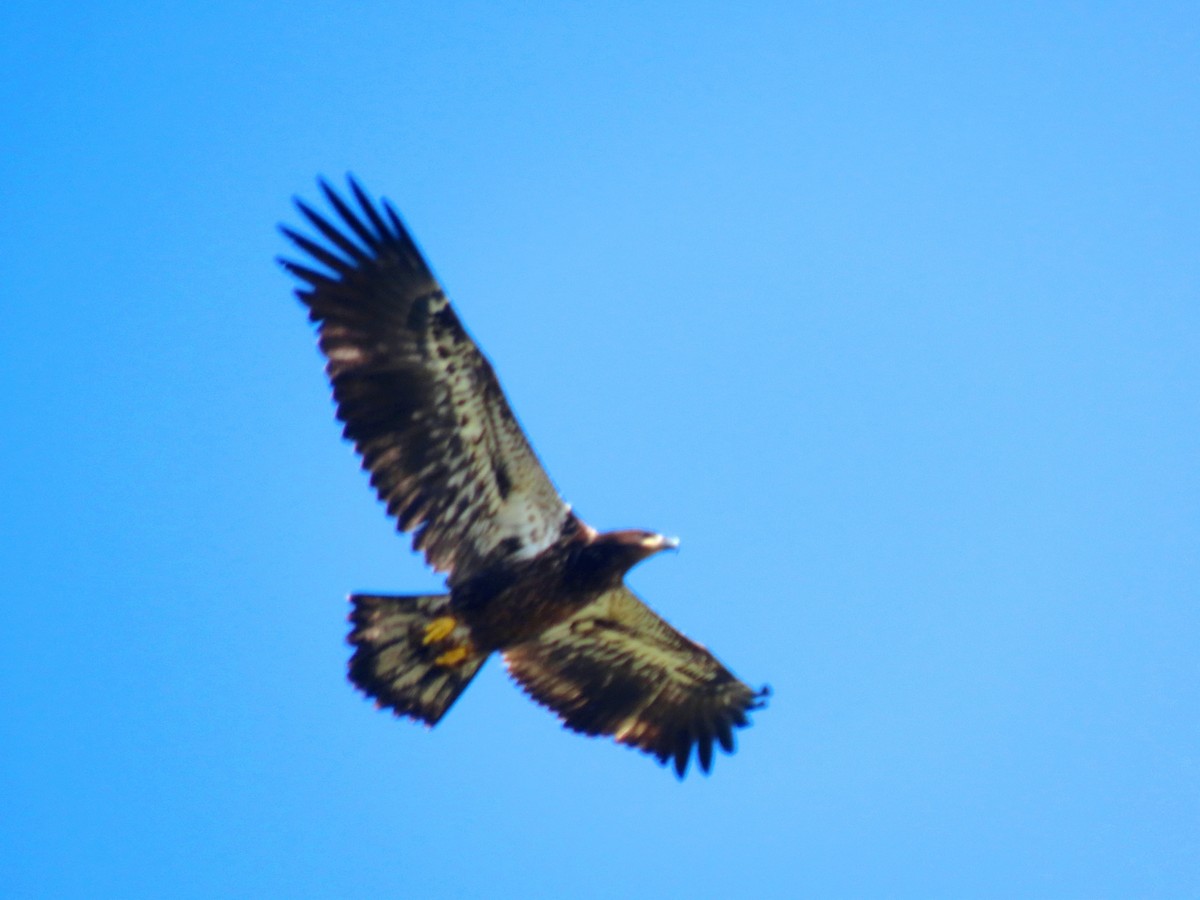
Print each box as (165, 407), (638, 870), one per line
(503, 584), (769, 777)
(280, 178), (571, 579)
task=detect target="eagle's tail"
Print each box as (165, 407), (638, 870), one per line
(347, 593), (487, 726)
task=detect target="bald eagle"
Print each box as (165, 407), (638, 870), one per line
(280, 178), (768, 777)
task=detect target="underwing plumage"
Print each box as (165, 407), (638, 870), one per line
(281, 177), (768, 777)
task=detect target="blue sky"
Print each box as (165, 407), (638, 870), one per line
(3, 2), (1197, 897)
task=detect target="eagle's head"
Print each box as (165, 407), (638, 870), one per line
(600, 529), (680, 569)
(563, 528), (681, 589)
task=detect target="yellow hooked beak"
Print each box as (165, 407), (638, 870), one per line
(641, 534), (680, 551)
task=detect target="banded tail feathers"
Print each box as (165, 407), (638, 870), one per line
(348, 594), (486, 725)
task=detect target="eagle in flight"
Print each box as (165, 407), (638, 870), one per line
(280, 178), (768, 777)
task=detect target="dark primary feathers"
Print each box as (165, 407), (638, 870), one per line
(281, 177), (767, 777)
(280, 179), (569, 580)
(504, 585), (769, 777)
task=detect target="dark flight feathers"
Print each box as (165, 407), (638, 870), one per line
(504, 585), (769, 777)
(280, 180), (569, 580)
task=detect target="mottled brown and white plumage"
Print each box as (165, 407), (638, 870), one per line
(280, 177), (768, 777)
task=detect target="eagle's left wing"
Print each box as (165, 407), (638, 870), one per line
(503, 585), (768, 777)
(279, 178), (571, 579)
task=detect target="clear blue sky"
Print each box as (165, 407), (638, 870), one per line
(3, 3), (1197, 897)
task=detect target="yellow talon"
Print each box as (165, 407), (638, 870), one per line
(422, 615), (457, 645)
(434, 645), (471, 668)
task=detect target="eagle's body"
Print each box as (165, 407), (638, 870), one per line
(443, 520), (650, 649)
(281, 178), (767, 776)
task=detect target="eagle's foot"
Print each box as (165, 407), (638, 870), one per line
(422, 615), (458, 645)
(434, 645), (472, 668)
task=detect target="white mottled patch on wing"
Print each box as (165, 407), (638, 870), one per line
(524, 588), (679, 673)
(419, 312), (569, 568)
(494, 493), (566, 559)
(327, 344), (367, 365)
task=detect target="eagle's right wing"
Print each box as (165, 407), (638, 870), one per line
(280, 178), (572, 579)
(503, 585), (769, 777)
